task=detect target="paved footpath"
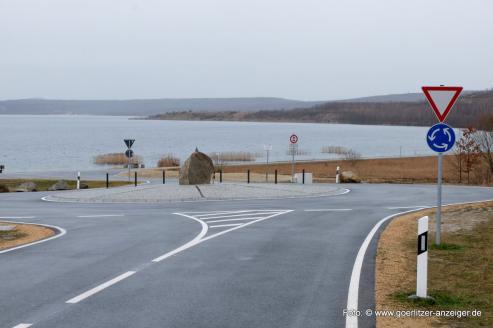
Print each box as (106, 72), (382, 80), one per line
(0, 183), (492, 328)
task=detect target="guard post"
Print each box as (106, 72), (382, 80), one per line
(416, 216), (429, 298)
(302, 169), (305, 184)
(134, 172), (137, 187)
(163, 170), (166, 184)
(106, 173), (109, 189)
(77, 171), (81, 190)
(247, 170), (250, 184)
(275, 170), (278, 184)
(336, 166), (340, 184)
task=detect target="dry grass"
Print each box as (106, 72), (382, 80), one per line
(221, 155), (489, 184)
(94, 153), (143, 165)
(157, 154), (180, 167)
(321, 145), (349, 154)
(376, 201), (493, 327)
(209, 151), (260, 163)
(0, 222), (55, 250)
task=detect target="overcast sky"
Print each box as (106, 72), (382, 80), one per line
(1, 0), (492, 101)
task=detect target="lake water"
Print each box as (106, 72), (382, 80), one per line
(0, 115), (438, 173)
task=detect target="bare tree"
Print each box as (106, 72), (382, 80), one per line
(473, 115), (493, 175)
(456, 128), (481, 184)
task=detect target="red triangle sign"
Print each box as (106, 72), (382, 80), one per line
(422, 86), (463, 122)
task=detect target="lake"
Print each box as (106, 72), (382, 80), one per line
(0, 115), (438, 173)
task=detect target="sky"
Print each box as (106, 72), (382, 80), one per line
(1, 0), (492, 101)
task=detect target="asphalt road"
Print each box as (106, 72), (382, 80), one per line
(1, 184), (492, 328)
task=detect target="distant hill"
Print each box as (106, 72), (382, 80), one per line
(147, 89), (493, 128)
(0, 97), (323, 115)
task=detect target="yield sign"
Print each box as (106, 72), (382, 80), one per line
(124, 139), (135, 149)
(422, 86), (463, 122)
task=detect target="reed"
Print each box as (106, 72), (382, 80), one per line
(157, 154), (180, 167)
(94, 153), (143, 165)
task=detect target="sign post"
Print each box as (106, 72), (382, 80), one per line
(264, 144), (272, 182)
(422, 86), (462, 245)
(289, 134), (298, 182)
(124, 139), (135, 182)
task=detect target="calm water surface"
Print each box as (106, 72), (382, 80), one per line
(0, 115), (437, 173)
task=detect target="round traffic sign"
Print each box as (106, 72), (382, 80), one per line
(426, 123), (456, 153)
(125, 149), (134, 158)
(290, 134), (298, 144)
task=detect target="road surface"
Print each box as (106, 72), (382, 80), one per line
(1, 184), (492, 328)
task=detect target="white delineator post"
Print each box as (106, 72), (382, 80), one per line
(416, 216), (429, 298)
(336, 166), (340, 184)
(77, 171), (81, 190)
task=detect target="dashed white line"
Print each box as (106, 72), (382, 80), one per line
(66, 271), (136, 304)
(200, 212), (283, 220)
(304, 209), (352, 212)
(76, 214), (124, 218)
(209, 223), (244, 228)
(12, 324), (32, 328)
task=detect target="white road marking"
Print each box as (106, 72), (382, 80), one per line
(77, 214), (124, 218)
(0, 221), (66, 255)
(206, 217), (262, 223)
(209, 223), (243, 228)
(200, 212), (281, 220)
(304, 209), (352, 212)
(12, 324), (32, 328)
(152, 210), (292, 263)
(151, 213), (208, 262)
(0, 216), (35, 219)
(66, 271), (136, 304)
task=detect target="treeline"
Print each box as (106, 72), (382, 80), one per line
(148, 89), (493, 128)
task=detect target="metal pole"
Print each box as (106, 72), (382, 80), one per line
(436, 153), (443, 245)
(106, 173), (109, 188)
(291, 150), (295, 182)
(220, 170), (223, 183)
(128, 150), (131, 182)
(265, 149), (269, 182)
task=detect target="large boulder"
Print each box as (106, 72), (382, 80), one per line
(340, 171), (361, 183)
(15, 182), (37, 192)
(179, 150), (215, 185)
(48, 180), (70, 191)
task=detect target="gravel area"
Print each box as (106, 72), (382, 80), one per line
(43, 183), (347, 203)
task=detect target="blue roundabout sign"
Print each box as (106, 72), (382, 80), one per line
(426, 123), (456, 153)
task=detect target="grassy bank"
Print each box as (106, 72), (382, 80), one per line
(0, 179), (131, 192)
(376, 201), (493, 327)
(221, 155), (490, 184)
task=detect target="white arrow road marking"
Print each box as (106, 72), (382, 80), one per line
(66, 271), (136, 304)
(12, 324), (32, 328)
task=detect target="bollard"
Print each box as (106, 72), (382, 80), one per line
(416, 216), (429, 298)
(336, 166), (340, 184)
(77, 171), (81, 190)
(106, 173), (109, 188)
(302, 169), (305, 184)
(163, 170), (166, 184)
(275, 170), (278, 184)
(220, 170), (223, 183)
(134, 172), (137, 187)
(247, 170), (250, 184)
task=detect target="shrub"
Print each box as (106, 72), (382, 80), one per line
(321, 145), (350, 155)
(94, 153), (143, 165)
(209, 151), (259, 163)
(0, 184), (9, 193)
(157, 154), (180, 167)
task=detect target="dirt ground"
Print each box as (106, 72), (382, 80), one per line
(376, 202), (493, 327)
(0, 222), (55, 250)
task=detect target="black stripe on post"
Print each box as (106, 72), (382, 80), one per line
(417, 231), (428, 255)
